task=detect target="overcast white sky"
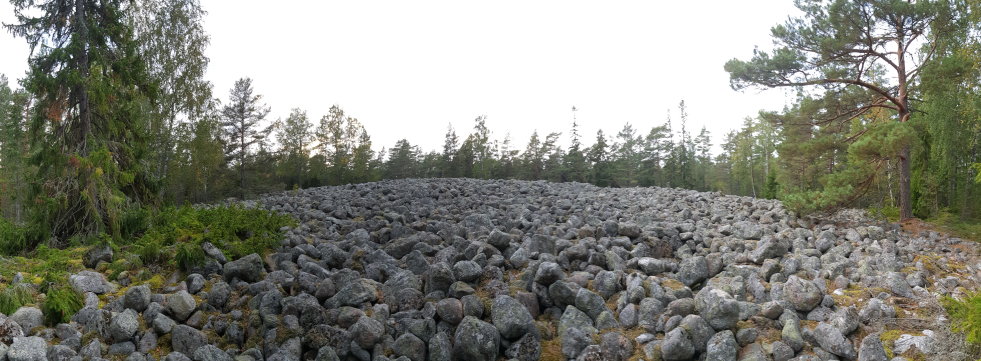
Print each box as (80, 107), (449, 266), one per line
(0, 1), (800, 154)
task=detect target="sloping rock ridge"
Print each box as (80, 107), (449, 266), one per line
(3, 178), (980, 361)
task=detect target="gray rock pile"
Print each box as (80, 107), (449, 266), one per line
(1, 178), (978, 361)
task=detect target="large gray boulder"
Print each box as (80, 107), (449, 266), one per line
(705, 330), (738, 361)
(166, 291), (196, 322)
(593, 271), (622, 299)
(814, 322), (857, 360)
(9, 308), (42, 333)
(661, 326), (694, 361)
(600, 331), (633, 361)
(452, 261), (482, 283)
(561, 327), (594, 359)
(677, 256), (708, 287)
(887, 272), (915, 298)
(857, 333), (889, 361)
(534, 262), (564, 286)
(751, 237), (788, 264)
(349, 316), (385, 350)
(782, 318), (805, 352)
(428, 332), (452, 361)
(782, 276), (823, 312)
(681, 315), (715, 354)
(109, 310), (139, 342)
(83, 245), (113, 268)
(504, 333), (542, 361)
(171, 325), (208, 356)
(222, 253), (263, 283)
(558, 306), (596, 336)
(453, 316), (499, 361)
(575, 288), (607, 321)
(70, 271), (112, 294)
(193, 345), (233, 361)
(491, 295), (536, 340)
(124, 285), (151, 312)
(0, 317), (24, 345)
(392, 333), (426, 361)
(6, 336), (46, 361)
(695, 288), (740, 331)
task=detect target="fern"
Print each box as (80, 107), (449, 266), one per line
(41, 279), (82, 326)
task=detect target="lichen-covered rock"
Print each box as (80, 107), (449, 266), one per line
(349, 316), (385, 350)
(427, 332), (451, 361)
(781, 318), (804, 352)
(222, 253), (264, 283)
(109, 310), (139, 342)
(193, 345), (233, 361)
(676, 256), (708, 287)
(562, 327), (594, 359)
(392, 333), (426, 361)
(124, 285), (151, 312)
(9, 308), (41, 337)
(782, 276), (823, 312)
(504, 333), (542, 361)
(696, 287), (739, 331)
(706, 330), (738, 361)
(6, 336), (46, 361)
(600, 331), (633, 361)
(166, 291), (196, 322)
(491, 295), (536, 340)
(171, 325), (208, 356)
(661, 326), (694, 361)
(575, 288), (607, 321)
(814, 322), (857, 360)
(435, 298), (463, 325)
(453, 316), (499, 361)
(858, 333), (889, 361)
(593, 271), (622, 299)
(534, 262), (564, 286)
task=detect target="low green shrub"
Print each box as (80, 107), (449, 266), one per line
(132, 203), (295, 270)
(943, 292), (981, 345)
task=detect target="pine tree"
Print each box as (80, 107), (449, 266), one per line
(725, 0), (956, 220)
(221, 77), (270, 199)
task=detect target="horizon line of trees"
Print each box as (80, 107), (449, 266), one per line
(1, 0), (981, 250)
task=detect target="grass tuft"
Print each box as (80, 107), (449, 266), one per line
(0, 283), (35, 315)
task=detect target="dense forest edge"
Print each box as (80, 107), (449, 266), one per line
(2, 0), (981, 358)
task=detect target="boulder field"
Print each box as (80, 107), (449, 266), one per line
(0, 178), (978, 361)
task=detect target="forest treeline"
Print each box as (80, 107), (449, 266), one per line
(1, 0), (981, 252)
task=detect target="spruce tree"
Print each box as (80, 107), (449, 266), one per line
(6, 0), (155, 242)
